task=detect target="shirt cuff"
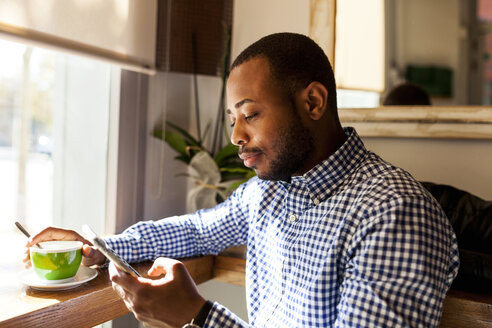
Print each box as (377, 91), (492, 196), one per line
(204, 302), (249, 328)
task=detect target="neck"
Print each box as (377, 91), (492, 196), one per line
(294, 123), (347, 176)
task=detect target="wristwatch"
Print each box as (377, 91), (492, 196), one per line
(182, 300), (213, 328)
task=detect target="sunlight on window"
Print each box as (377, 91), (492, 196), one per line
(0, 39), (113, 236)
(0, 39), (55, 233)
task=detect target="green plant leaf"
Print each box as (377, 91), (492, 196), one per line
(153, 129), (164, 140)
(165, 130), (188, 156)
(174, 154), (191, 164)
(215, 143), (239, 166)
(220, 167), (252, 174)
(220, 166), (255, 184)
(166, 121), (201, 147)
(246, 170), (256, 179)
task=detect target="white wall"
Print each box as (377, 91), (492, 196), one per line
(231, 0), (310, 59)
(144, 72), (192, 219)
(362, 136), (492, 200)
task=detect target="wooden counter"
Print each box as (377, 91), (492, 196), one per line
(0, 257), (214, 328)
(440, 289), (492, 328)
(2, 251), (491, 328)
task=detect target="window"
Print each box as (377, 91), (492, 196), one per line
(334, 0), (385, 93)
(0, 38), (114, 236)
(337, 89), (380, 108)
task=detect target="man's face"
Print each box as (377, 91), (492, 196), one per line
(226, 57), (313, 181)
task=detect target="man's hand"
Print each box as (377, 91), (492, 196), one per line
(23, 226), (106, 268)
(109, 257), (206, 328)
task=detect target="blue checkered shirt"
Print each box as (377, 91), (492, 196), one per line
(105, 127), (459, 327)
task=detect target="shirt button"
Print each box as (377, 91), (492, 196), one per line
(288, 214), (298, 223)
(313, 197), (320, 205)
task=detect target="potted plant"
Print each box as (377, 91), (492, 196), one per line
(152, 27), (255, 211)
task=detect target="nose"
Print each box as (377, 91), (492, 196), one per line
(230, 120), (249, 146)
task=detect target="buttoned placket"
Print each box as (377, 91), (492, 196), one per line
(288, 213), (298, 223)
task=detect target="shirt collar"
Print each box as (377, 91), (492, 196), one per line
(285, 127), (368, 202)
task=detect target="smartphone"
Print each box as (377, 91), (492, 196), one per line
(82, 224), (141, 277)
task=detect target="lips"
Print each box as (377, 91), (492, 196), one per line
(239, 150), (262, 168)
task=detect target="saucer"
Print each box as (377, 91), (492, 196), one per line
(19, 266), (98, 291)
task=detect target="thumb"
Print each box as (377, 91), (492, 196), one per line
(148, 257), (180, 277)
(82, 244), (106, 266)
(82, 244), (94, 257)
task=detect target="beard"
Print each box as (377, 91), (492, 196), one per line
(257, 112), (314, 182)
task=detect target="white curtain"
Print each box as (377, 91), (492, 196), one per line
(0, 0), (157, 74)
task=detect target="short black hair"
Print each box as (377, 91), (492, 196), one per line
(383, 83), (431, 106)
(231, 32), (337, 113)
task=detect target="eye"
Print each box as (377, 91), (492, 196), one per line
(245, 113), (258, 121)
(228, 115), (236, 127)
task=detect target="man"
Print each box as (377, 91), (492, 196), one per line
(26, 33), (459, 327)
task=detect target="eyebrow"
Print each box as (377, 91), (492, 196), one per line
(226, 98), (255, 114)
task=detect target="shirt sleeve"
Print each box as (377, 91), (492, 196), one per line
(203, 302), (250, 328)
(335, 195), (460, 327)
(103, 181), (251, 263)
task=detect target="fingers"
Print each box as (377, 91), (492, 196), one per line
(23, 249), (32, 269)
(147, 257), (181, 277)
(109, 262), (129, 293)
(26, 227), (92, 247)
(23, 226), (106, 267)
(109, 262), (147, 312)
(81, 244), (107, 267)
(82, 244), (94, 257)
(109, 262), (141, 291)
(109, 261), (140, 296)
(111, 281), (135, 313)
(109, 259), (204, 327)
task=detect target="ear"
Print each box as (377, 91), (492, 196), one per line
(301, 82), (328, 120)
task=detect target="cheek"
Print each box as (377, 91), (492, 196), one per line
(248, 110), (294, 151)
(254, 125), (284, 154)
(251, 122), (274, 147)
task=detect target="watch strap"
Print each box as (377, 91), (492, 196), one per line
(182, 300), (213, 328)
